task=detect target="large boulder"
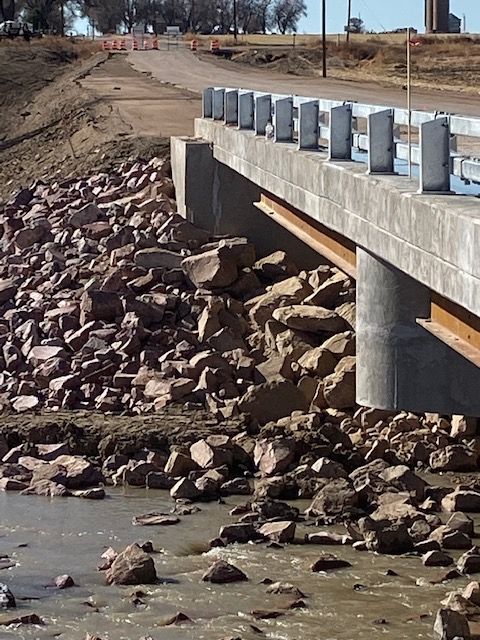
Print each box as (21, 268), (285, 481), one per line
(258, 521), (296, 543)
(304, 272), (346, 308)
(190, 439), (232, 469)
(253, 251), (298, 281)
(80, 290), (123, 325)
(201, 560), (248, 584)
(307, 479), (359, 521)
(254, 439), (295, 476)
(0, 584), (15, 608)
(22, 479), (70, 497)
(0, 279), (17, 304)
(272, 305), (347, 334)
(170, 478), (201, 500)
(430, 446), (478, 472)
(322, 356), (356, 409)
(310, 553), (352, 572)
(219, 523), (259, 544)
(105, 544), (157, 585)
(239, 381), (309, 425)
(246, 277), (313, 329)
(458, 548), (480, 575)
(182, 247), (238, 289)
(164, 452), (197, 477)
(433, 608), (471, 640)
(359, 517), (413, 555)
(311, 458), (347, 479)
(54, 456), (103, 489)
(442, 488), (480, 513)
(297, 347), (338, 377)
(430, 525), (472, 550)
(134, 248), (183, 269)
(378, 465), (427, 502)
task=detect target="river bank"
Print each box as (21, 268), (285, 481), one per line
(1, 147), (480, 640)
(0, 485), (477, 640)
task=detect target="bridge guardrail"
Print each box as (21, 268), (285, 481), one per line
(202, 86), (480, 194)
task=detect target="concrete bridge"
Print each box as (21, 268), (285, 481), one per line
(171, 87), (480, 416)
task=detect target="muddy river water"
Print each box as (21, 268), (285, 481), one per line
(0, 488), (469, 640)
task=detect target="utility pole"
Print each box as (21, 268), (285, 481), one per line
(346, 0), (351, 43)
(191, 0), (195, 33)
(233, 0), (238, 42)
(407, 27), (412, 178)
(322, 0), (327, 78)
(59, 1), (65, 37)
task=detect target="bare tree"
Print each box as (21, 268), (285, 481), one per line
(256, 0), (272, 33)
(0, 0), (22, 21)
(23, 0), (69, 32)
(272, 0), (306, 34)
(76, 0), (125, 33)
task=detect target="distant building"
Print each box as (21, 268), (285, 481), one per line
(392, 27), (418, 34)
(425, 0), (450, 33)
(448, 13), (461, 33)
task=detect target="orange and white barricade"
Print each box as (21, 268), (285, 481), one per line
(152, 38), (158, 50)
(120, 39), (127, 51)
(190, 39), (198, 51)
(102, 39), (111, 51)
(132, 39), (138, 51)
(210, 39), (220, 53)
(112, 39), (120, 50)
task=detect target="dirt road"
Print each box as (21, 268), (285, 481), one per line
(129, 48), (480, 117)
(81, 55), (200, 138)
(0, 50), (200, 198)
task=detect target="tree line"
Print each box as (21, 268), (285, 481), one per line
(0, 0), (307, 36)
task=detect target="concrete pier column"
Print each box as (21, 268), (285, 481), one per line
(356, 248), (480, 415)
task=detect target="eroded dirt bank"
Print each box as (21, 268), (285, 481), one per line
(0, 42), (199, 200)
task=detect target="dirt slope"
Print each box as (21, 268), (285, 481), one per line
(0, 42), (200, 200)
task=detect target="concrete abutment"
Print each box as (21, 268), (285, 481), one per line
(171, 137), (324, 269)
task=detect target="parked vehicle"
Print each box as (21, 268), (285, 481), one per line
(0, 20), (38, 40)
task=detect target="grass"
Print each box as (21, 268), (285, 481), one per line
(227, 35), (480, 92)
(185, 31), (480, 48)
(0, 35), (101, 59)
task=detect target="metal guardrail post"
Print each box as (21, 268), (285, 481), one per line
(202, 87), (480, 187)
(329, 104), (352, 160)
(274, 97), (294, 143)
(419, 117), (451, 193)
(298, 100), (320, 150)
(224, 90), (239, 126)
(255, 94), (272, 136)
(203, 88), (213, 119)
(213, 89), (225, 121)
(238, 91), (254, 130)
(367, 109), (395, 174)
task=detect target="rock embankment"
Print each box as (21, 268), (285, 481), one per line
(0, 157), (356, 419)
(1, 158), (480, 639)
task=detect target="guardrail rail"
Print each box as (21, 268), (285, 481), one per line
(202, 87), (480, 194)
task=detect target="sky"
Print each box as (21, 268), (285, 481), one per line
(298, 0), (479, 34)
(75, 0), (479, 35)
